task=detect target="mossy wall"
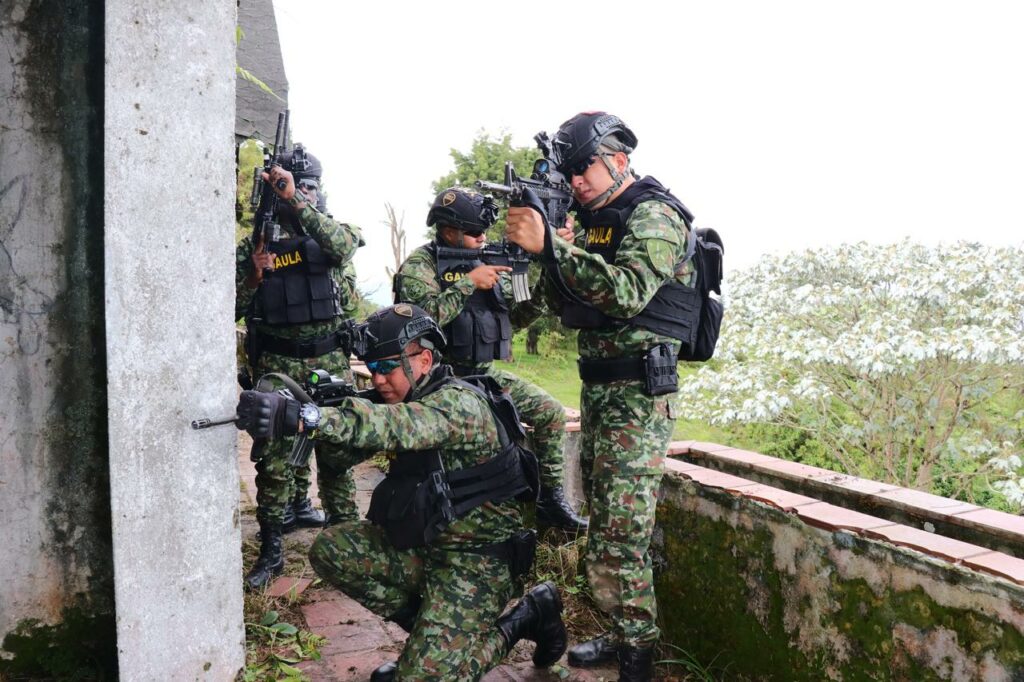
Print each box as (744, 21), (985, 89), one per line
(0, 0), (114, 676)
(653, 478), (1024, 681)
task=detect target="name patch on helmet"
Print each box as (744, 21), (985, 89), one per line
(442, 192), (457, 207)
(273, 250), (303, 270)
(585, 226), (614, 248)
(394, 303), (414, 317)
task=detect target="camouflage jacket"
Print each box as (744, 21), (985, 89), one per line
(236, 203), (363, 340)
(394, 240), (546, 368)
(314, 367), (523, 546)
(544, 195), (694, 359)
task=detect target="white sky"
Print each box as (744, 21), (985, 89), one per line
(271, 0), (1024, 304)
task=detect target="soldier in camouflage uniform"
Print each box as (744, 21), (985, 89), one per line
(393, 187), (587, 533)
(234, 305), (568, 681)
(236, 148), (363, 590)
(506, 113), (695, 682)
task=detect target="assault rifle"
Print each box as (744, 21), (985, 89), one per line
(433, 242), (533, 303)
(249, 109), (291, 273)
(475, 133), (576, 246)
(476, 132), (585, 306)
(191, 367), (374, 467)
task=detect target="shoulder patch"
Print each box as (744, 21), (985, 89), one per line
(628, 200), (685, 244)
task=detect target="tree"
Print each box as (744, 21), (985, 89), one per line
(383, 202), (407, 280)
(678, 240), (1024, 507)
(432, 130), (538, 240)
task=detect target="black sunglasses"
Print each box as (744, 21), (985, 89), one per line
(461, 228), (485, 238)
(567, 152), (616, 177)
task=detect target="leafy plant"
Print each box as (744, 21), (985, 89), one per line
(678, 240), (1024, 506)
(242, 610), (325, 682)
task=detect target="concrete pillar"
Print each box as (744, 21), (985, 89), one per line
(0, 1), (115, 673)
(105, 1), (243, 678)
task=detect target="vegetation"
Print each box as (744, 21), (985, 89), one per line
(678, 240), (1024, 509)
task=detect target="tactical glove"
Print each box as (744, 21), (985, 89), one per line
(236, 390), (300, 439)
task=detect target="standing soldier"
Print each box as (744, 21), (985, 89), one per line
(506, 112), (695, 682)
(235, 146), (363, 589)
(233, 305), (568, 681)
(393, 187), (587, 533)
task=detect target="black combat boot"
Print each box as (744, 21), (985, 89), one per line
(281, 501), (296, 533)
(496, 581), (568, 667)
(370, 661), (396, 682)
(245, 520), (284, 590)
(536, 486), (589, 532)
(617, 645), (655, 682)
(290, 497), (325, 528)
(568, 634), (619, 667)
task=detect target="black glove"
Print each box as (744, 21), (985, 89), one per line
(235, 390), (300, 440)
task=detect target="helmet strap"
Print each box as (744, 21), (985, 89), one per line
(399, 350), (419, 402)
(584, 154), (629, 210)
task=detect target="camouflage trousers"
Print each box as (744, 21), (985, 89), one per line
(455, 364), (566, 489)
(310, 521), (517, 681)
(252, 348), (358, 526)
(579, 379), (674, 648)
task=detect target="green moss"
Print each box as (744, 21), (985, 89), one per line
(655, 498), (820, 681)
(0, 607), (117, 679)
(654, 486), (1024, 680)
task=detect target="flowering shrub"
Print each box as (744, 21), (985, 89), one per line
(679, 240), (1024, 508)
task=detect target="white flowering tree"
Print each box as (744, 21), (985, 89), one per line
(679, 240), (1024, 508)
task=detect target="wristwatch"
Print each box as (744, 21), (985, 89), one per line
(299, 403), (321, 433)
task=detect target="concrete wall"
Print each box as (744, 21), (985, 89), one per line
(0, 1), (116, 675)
(653, 458), (1024, 680)
(105, 1), (244, 679)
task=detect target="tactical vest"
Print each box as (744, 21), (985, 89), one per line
(255, 236), (342, 326)
(560, 177), (700, 350)
(366, 367), (538, 550)
(427, 242), (512, 364)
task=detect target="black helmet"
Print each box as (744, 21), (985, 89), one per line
(426, 187), (499, 232)
(358, 303), (446, 362)
(281, 144), (322, 180)
(551, 112), (637, 177)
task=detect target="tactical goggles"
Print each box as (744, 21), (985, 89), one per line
(296, 178), (319, 192)
(365, 358), (403, 376)
(461, 228), (485, 238)
(566, 152), (616, 177)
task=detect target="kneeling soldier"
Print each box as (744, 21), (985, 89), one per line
(234, 304), (568, 681)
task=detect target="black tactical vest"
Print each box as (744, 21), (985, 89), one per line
(365, 367), (538, 550)
(427, 242), (512, 364)
(560, 177), (700, 349)
(255, 236), (342, 326)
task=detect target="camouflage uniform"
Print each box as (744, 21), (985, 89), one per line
(236, 203), (363, 525)
(395, 244), (566, 489)
(309, 369), (522, 681)
(544, 198), (692, 648)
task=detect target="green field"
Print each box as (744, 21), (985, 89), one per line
(496, 334), (733, 444)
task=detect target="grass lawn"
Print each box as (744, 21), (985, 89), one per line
(496, 334), (734, 445)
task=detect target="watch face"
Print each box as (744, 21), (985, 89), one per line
(300, 403), (321, 430)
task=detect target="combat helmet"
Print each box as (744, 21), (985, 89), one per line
(282, 144), (322, 180)
(551, 112), (637, 177)
(358, 303), (447, 362)
(426, 187), (499, 232)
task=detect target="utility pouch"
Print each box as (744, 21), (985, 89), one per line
(643, 343), (678, 396)
(508, 529), (538, 580)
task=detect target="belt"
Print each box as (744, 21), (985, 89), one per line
(577, 356), (645, 383)
(256, 329), (349, 359)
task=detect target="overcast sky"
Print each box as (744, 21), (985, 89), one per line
(271, 0), (1024, 304)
